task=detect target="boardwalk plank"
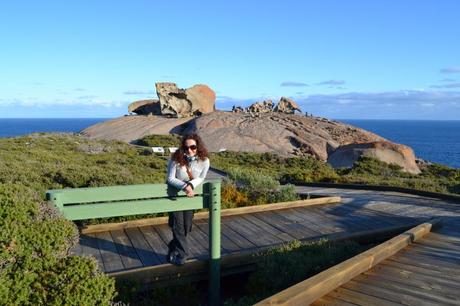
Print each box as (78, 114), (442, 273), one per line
(95, 231), (124, 272)
(270, 209), (323, 235)
(138, 225), (168, 264)
(241, 214), (294, 242)
(79, 234), (104, 270)
(251, 210), (315, 239)
(326, 286), (402, 306)
(125, 227), (161, 266)
(110, 229), (143, 269)
(348, 275), (460, 306)
(308, 206), (372, 232)
(193, 219), (241, 253)
(364, 264), (460, 295)
(221, 222), (258, 250)
(289, 208), (339, 234)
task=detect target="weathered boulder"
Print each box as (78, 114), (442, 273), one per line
(155, 82), (215, 118)
(185, 84), (216, 114)
(327, 141), (421, 174)
(247, 100), (274, 113)
(274, 97), (302, 114)
(128, 99), (161, 115)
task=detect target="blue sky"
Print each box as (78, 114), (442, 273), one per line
(1, 0), (459, 119)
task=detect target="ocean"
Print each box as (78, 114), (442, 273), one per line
(0, 118), (459, 168)
(342, 120), (460, 169)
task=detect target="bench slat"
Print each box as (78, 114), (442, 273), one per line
(62, 196), (206, 220)
(47, 184), (203, 205)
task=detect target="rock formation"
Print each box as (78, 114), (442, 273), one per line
(327, 141), (421, 174)
(274, 97), (302, 114)
(231, 97), (302, 114)
(85, 99), (420, 173)
(246, 100), (274, 113)
(128, 99), (161, 115)
(182, 111), (386, 161)
(155, 83), (216, 118)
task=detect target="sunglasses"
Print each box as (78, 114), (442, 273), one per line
(183, 145), (197, 151)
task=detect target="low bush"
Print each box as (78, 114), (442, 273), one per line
(136, 134), (182, 147)
(0, 133), (167, 195)
(224, 239), (366, 305)
(226, 168), (299, 205)
(0, 183), (115, 305)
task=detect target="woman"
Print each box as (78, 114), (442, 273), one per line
(166, 133), (210, 265)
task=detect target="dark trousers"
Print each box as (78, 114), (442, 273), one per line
(168, 210), (194, 259)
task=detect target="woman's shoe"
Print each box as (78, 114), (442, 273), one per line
(172, 254), (186, 266)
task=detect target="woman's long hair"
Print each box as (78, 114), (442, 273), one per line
(172, 133), (209, 166)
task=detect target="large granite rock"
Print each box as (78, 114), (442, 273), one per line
(155, 82), (215, 117)
(327, 141), (421, 174)
(183, 111), (386, 161)
(128, 99), (161, 115)
(274, 97), (302, 114)
(81, 115), (193, 143)
(82, 111), (420, 173)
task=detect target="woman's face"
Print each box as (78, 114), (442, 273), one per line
(183, 139), (198, 157)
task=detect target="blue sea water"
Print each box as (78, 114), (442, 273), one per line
(0, 118), (108, 138)
(0, 118), (459, 168)
(341, 120), (460, 169)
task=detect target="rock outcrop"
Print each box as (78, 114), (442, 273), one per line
(82, 111), (420, 173)
(247, 100), (274, 113)
(327, 141), (421, 174)
(232, 97), (302, 114)
(155, 83), (216, 118)
(81, 115), (193, 143)
(274, 97), (302, 114)
(182, 111), (386, 161)
(128, 99), (161, 115)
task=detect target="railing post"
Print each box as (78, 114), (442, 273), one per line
(207, 181), (221, 306)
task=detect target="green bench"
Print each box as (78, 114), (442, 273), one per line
(46, 180), (221, 306)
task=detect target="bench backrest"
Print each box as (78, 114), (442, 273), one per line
(46, 181), (218, 221)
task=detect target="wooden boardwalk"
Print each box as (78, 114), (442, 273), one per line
(312, 218), (460, 306)
(74, 169), (460, 297)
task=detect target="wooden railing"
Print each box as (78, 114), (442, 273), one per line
(46, 181), (221, 306)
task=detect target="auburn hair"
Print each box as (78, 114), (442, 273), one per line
(172, 133), (209, 166)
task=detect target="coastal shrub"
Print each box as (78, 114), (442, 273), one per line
(212, 151), (338, 183)
(221, 181), (250, 209)
(137, 134), (182, 148)
(0, 183), (115, 305)
(0, 133), (167, 195)
(226, 168), (299, 205)
(224, 239), (366, 305)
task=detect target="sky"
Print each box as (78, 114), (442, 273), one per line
(1, 0), (459, 119)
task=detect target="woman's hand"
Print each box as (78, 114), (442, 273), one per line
(184, 185), (195, 197)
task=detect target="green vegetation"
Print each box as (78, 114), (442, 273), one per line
(0, 183), (115, 305)
(221, 168), (299, 208)
(0, 133), (167, 195)
(212, 151), (460, 196)
(225, 239), (366, 305)
(137, 134), (182, 147)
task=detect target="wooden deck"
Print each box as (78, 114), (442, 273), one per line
(74, 201), (420, 273)
(74, 169), (460, 304)
(313, 218), (460, 306)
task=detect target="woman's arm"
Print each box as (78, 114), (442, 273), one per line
(166, 159), (187, 190)
(188, 158), (210, 189)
